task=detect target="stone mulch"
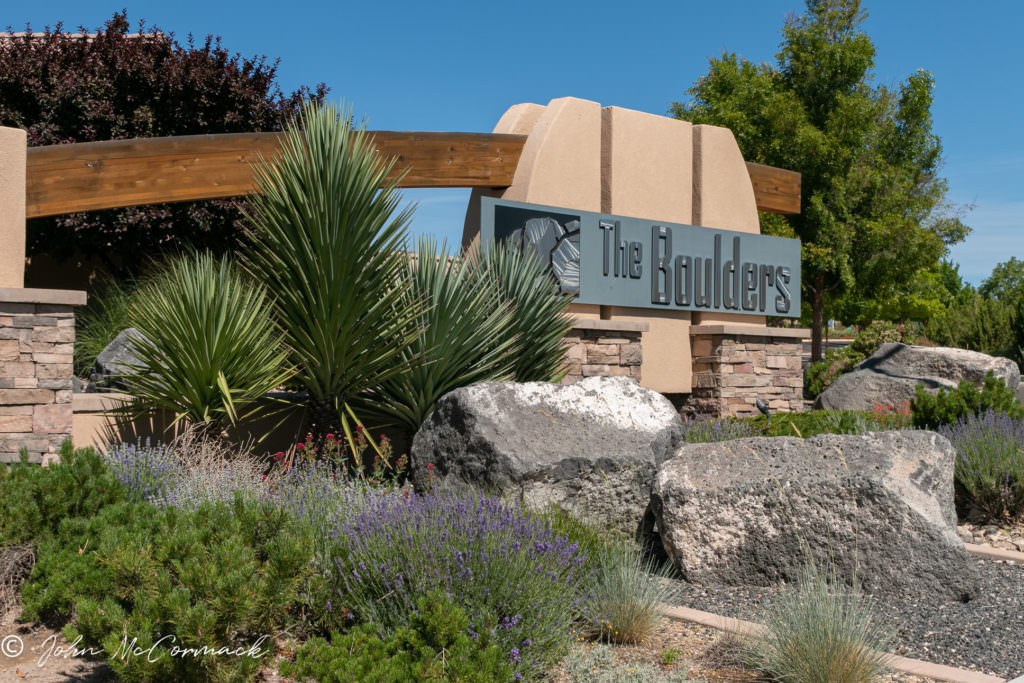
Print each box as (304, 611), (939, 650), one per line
(958, 519), (1024, 554)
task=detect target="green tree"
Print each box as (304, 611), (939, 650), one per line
(980, 257), (1024, 303)
(671, 0), (968, 360)
(0, 12), (326, 279)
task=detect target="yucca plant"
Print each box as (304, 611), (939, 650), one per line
(364, 238), (519, 439)
(123, 252), (293, 432)
(241, 101), (423, 440)
(468, 239), (574, 381)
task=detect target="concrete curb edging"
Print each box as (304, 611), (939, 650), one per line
(965, 542), (1024, 564)
(659, 604), (1008, 683)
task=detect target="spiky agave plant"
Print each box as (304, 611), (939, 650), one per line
(241, 101), (423, 441)
(124, 251), (293, 433)
(467, 239), (574, 382)
(363, 237), (519, 442)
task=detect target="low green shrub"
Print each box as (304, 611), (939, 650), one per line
(0, 442), (127, 546)
(804, 346), (863, 398)
(22, 496), (316, 681)
(281, 591), (513, 682)
(743, 561), (890, 683)
(911, 372), (1023, 429)
(848, 320), (906, 356)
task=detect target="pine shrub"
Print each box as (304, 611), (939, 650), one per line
(911, 372), (1023, 429)
(281, 591), (514, 683)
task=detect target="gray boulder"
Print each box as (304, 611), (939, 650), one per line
(816, 342), (1020, 411)
(410, 376), (683, 537)
(652, 431), (979, 600)
(91, 328), (148, 389)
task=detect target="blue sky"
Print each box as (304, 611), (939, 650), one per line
(11, 1), (1023, 285)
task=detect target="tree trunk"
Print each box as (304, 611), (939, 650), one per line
(811, 272), (825, 363)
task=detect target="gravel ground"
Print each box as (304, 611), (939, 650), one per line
(673, 557), (1024, 680)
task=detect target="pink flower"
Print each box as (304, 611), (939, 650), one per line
(296, 443), (304, 451)
(326, 433), (335, 440)
(427, 463), (435, 471)
(356, 425), (364, 431)
(261, 474), (267, 480)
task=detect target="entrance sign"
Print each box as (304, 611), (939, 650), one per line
(480, 197), (801, 318)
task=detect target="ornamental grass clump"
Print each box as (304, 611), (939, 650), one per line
(940, 409), (1024, 520)
(582, 545), (679, 644)
(332, 492), (588, 679)
(743, 561), (891, 683)
(681, 416), (761, 443)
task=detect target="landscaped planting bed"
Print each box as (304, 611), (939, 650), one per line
(673, 557), (1024, 679)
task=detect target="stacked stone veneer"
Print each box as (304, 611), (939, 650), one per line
(0, 289), (85, 463)
(688, 325), (805, 418)
(560, 319), (647, 384)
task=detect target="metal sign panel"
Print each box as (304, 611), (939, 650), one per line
(480, 197), (801, 317)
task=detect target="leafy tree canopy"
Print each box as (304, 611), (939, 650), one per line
(0, 11), (327, 277)
(980, 256), (1024, 303)
(671, 0), (968, 360)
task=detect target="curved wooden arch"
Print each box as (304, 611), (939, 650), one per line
(25, 132), (800, 219)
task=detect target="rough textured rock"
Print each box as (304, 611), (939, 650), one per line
(410, 376), (682, 537)
(652, 431), (979, 600)
(91, 328), (147, 389)
(817, 343), (1020, 411)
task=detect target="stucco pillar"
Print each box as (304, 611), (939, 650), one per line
(0, 127), (27, 288)
(598, 106), (695, 393)
(690, 124), (765, 327)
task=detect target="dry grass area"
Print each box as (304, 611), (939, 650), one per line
(550, 616), (938, 683)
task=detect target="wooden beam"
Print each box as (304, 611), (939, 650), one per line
(26, 131), (526, 218)
(25, 132), (801, 218)
(746, 161), (801, 215)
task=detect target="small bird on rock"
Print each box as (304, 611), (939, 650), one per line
(755, 398), (771, 417)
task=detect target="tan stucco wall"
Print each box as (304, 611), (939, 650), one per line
(462, 98), (764, 393)
(0, 127), (27, 288)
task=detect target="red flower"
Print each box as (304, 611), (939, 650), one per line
(427, 463), (435, 471)
(356, 425), (364, 431)
(296, 443), (305, 451)
(326, 433), (335, 440)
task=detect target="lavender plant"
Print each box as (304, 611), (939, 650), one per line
(939, 409), (1024, 519)
(332, 492), (589, 679)
(107, 428), (268, 510)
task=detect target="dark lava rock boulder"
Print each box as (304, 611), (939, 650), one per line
(652, 431), (979, 600)
(91, 328), (148, 390)
(410, 376), (682, 537)
(816, 342), (1020, 412)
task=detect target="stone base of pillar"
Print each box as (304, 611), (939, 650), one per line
(685, 324), (808, 420)
(0, 288), (86, 463)
(560, 319), (647, 384)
